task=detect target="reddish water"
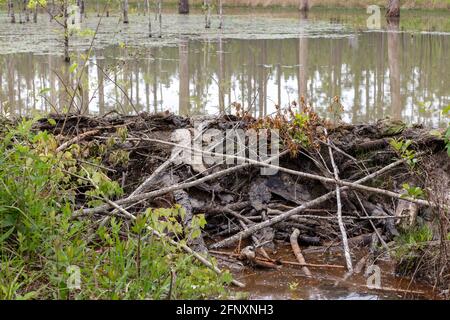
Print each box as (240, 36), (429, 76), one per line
(229, 245), (439, 300)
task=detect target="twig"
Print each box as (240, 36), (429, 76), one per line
(327, 134), (353, 272)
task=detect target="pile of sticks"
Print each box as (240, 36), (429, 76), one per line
(37, 112), (449, 288)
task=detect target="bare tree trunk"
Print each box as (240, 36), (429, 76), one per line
(144, 0), (148, 16)
(10, 1), (16, 23)
(147, 0), (152, 37)
(157, 0), (162, 38)
(218, 0), (223, 29)
(204, 0), (211, 28)
(179, 0), (189, 14)
(33, 3), (37, 23)
(24, 0), (30, 22)
(299, 0), (309, 11)
(63, 2), (70, 63)
(123, 0), (129, 24)
(386, 0), (400, 17)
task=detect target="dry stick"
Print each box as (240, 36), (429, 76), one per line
(354, 192), (389, 251)
(327, 136), (353, 272)
(104, 198), (245, 288)
(290, 229), (312, 277)
(56, 129), (99, 152)
(209, 250), (344, 269)
(77, 148), (288, 216)
(210, 158), (408, 249)
(122, 137), (438, 209)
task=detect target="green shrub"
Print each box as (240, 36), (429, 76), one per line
(0, 119), (229, 299)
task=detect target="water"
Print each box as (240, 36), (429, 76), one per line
(0, 9), (449, 126)
(0, 8), (447, 299)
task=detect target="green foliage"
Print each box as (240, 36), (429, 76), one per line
(389, 138), (418, 167)
(445, 125), (450, 157)
(394, 225), (433, 259)
(0, 121), (228, 299)
(291, 112), (311, 147)
(401, 183), (424, 199)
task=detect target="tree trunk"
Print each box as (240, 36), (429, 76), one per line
(24, 0), (30, 22)
(63, 3), (70, 63)
(204, 0), (211, 28)
(33, 3), (37, 23)
(386, 0), (400, 17)
(147, 0), (152, 37)
(123, 0), (129, 24)
(179, 0), (189, 14)
(10, 1), (16, 23)
(299, 0), (309, 11)
(157, 0), (162, 38)
(218, 0), (223, 29)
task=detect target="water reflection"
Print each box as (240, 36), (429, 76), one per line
(0, 31), (448, 126)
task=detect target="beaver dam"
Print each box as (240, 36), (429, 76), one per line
(3, 103), (448, 300)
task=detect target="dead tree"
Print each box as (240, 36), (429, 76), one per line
(24, 0), (30, 22)
(10, 1), (16, 23)
(218, 0), (223, 29)
(386, 0), (400, 17)
(204, 0), (211, 28)
(33, 2), (37, 22)
(123, 0), (129, 24)
(147, 0), (152, 37)
(179, 0), (189, 14)
(157, 0), (162, 37)
(299, 0), (309, 12)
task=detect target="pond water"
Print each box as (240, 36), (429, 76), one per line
(0, 8), (449, 127)
(232, 245), (439, 300)
(0, 7), (447, 300)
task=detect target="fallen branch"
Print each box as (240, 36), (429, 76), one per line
(327, 135), (353, 272)
(290, 229), (312, 277)
(56, 129), (100, 152)
(210, 157), (408, 249)
(209, 250), (345, 269)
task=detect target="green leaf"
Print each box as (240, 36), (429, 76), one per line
(69, 63), (78, 74)
(39, 88), (51, 95)
(442, 104), (450, 116)
(0, 226), (15, 243)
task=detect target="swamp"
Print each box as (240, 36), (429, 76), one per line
(0, 0), (449, 301)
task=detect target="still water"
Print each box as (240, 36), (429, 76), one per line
(0, 9), (449, 127)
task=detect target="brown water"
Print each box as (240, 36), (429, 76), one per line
(0, 9), (449, 126)
(232, 245), (438, 300)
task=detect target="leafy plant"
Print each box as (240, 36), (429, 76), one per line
(389, 138), (418, 167)
(0, 120), (228, 299)
(445, 124), (450, 157)
(401, 183), (424, 199)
